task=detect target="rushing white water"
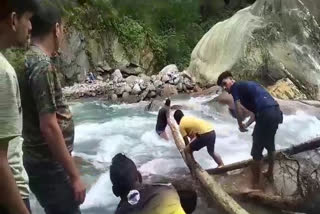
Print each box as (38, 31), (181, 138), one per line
(31, 96), (320, 214)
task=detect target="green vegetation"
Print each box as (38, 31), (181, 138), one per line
(66, 0), (252, 72)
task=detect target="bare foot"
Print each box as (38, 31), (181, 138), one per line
(262, 170), (274, 183)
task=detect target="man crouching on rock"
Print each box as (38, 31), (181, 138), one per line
(110, 153), (196, 214)
(173, 110), (224, 168)
(217, 71), (283, 190)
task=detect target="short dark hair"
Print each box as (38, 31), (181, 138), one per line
(174, 110), (184, 125)
(110, 153), (140, 197)
(31, 1), (62, 38)
(217, 71), (233, 86)
(0, 0), (38, 20)
(165, 98), (171, 107)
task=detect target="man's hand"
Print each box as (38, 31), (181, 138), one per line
(71, 176), (86, 204)
(239, 123), (248, 132)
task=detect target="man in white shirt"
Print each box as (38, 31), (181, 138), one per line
(0, 0), (37, 213)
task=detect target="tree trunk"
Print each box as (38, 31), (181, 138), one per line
(232, 191), (306, 213)
(207, 137), (320, 175)
(168, 121), (251, 214)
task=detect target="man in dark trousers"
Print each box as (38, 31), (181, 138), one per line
(155, 98), (171, 141)
(173, 110), (224, 168)
(20, 2), (86, 213)
(217, 71), (283, 190)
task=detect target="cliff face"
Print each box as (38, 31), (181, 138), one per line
(188, 0), (320, 99)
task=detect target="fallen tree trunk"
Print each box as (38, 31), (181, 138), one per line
(208, 137), (320, 175)
(168, 120), (250, 214)
(232, 191), (305, 212)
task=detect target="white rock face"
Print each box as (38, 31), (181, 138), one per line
(188, 0), (320, 99)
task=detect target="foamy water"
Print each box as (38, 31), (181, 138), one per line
(31, 96), (320, 214)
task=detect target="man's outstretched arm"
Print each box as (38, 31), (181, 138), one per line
(40, 113), (86, 204)
(235, 100), (248, 132)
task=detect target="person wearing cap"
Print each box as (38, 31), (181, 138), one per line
(155, 98), (171, 141)
(217, 71), (283, 190)
(0, 0), (37, 213)
(110, 153), (192, 214)
(173, 110), (224, 168)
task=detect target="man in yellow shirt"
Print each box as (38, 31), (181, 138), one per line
(110, 153), (189, 214)
(173, 110), (224, 167)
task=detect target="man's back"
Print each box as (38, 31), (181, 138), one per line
(20, 46), (74, 161)
(156, 107), (169, 131)
(230, 81), (277, 114)
(179, 116), (213, 137)
(116, 184), (185, 214)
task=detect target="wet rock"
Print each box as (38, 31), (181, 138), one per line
(132, 83), (142, 95)
(139, 74), (151, 83)
(159, 64), (179, 76)
(148, 91), (157, 98)
(161, 75), (170, 83)
(122, 92), (129, 99)
(139, 80), (148, 90)
(144, 100), (164, 111)
(96, 75), (103, 81)
(115, 86), (125, 95)
(146, 84), (156, 92)
(154, 80), (163, 88)
(125, 75), (140, 85)
(120, 63), (144, 76)
(139, 90), (149, 101)
(111, 69), (123, 83)
(123, 94), (140, 103)
(184, 78), (194, 90)
(177, 83), (183, 92)
(124, 85), (132, 93)
(161, 84), (178, 97)
(111, 94), (118, 101)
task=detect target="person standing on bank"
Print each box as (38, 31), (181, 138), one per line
(0, 0), (37, 213)
(20, 2), (86, 213)
(217, 71), (283, 190)
(155, 98), (171, 141)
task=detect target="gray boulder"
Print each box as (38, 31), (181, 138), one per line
(188, 0), (320, 99)
(111, 69), (123, 83)
(132, 83), (141, 95)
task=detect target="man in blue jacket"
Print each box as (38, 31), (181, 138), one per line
(217, 71), (283, 190)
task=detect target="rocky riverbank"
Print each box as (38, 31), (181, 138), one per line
(63, 64), (201, 102)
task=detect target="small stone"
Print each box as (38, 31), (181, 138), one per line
(111, 94), (118, 101)
(132, 83), (141, 95)
(122, 92), (129, 99)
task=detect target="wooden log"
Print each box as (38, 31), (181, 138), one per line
(232, 191), (305, 213)
(207, 137), (320, 175)
(168, 120), (250, 214)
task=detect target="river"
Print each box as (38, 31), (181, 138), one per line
(30, 95), (320, 214)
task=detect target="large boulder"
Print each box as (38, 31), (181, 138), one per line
(111, 69), (123, 83)
(161, 84), (178, 97)
(188, 0), (320, 99)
